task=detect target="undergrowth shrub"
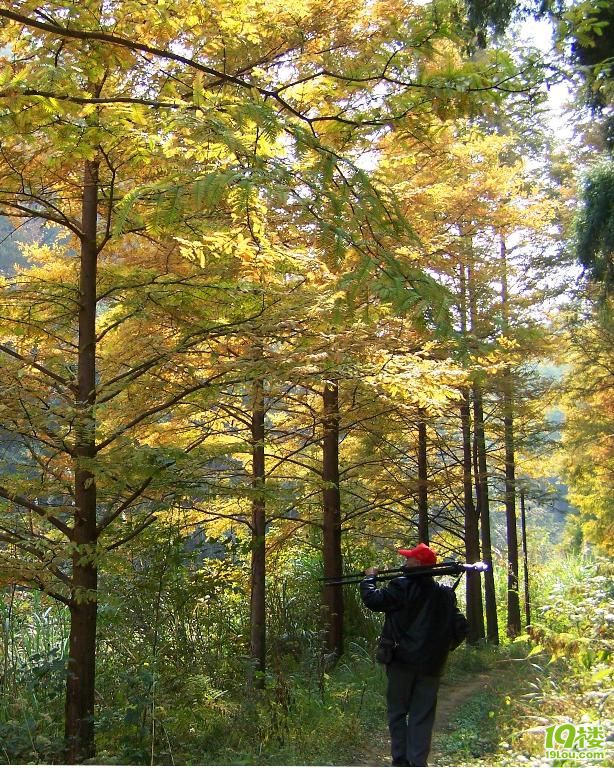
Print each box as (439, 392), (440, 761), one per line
(7, 542), (610, 766)
(528, 555), (612, 673)
(0, 591), (66, 763)
(482, 554), (614, 764)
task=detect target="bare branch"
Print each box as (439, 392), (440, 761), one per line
(0, 343), (76, 390)
(105, 514), (157, 551)
(96, 474), (157, 534)
(95, 372), (239, 452)
(0, 486), (72, 537)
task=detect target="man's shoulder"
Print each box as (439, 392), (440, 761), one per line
(384, 574), (416, 599)
(387, 575), (409, 591)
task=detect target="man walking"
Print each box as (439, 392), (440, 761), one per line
(360, 543), (467, 767)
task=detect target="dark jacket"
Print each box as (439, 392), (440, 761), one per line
(360, 573), (459, 676)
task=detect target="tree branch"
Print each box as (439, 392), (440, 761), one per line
(0, 343), (76, 390)
(0, 201), (83, 237)
(95, 372), (236, 452)
(0, 87), (188, 110)
(96, 309), (267, 404)
(0, 487), (72, 537)
(96, 474), (157, 534)
(0, 9), (310, 124)
(105, 514), (157, 551)
(0, 531), (72, 588)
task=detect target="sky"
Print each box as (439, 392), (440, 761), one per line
(516, 16), (575, 142)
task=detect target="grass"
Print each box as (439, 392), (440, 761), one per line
(434, 555), (613, 767)
(437, 688), (502, 762)
(1, 554), (611, 765)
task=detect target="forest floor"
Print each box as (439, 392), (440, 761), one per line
(352, 659), (537, 767)
(430, 671), (496, 767)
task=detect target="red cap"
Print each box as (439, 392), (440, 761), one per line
(397, 543), (437, 566)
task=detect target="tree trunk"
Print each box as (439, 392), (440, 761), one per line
(459, 261), (484, 643)
(460, 390), (484, 643)
(502, 373), (521, 637)
(472, 382), (499, 644)
(500, 236), (521, 638)
(467, 261), (499, 644)
(322, 381), (343, 661)
(65, 159), (100, 763)
(417, 414), (429, 544)
(520, 487), (531, 629)
(250, 377), (266, 688)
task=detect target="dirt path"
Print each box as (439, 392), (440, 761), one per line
(353, 672), (494, 767)
(429, 672), (493, 767)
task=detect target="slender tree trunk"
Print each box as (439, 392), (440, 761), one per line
(460, 390), (484, 643)
(417, 414), (429, 544)
(250, 377), (266, 688)
(459, 262), (484, 643)
(472, 382), (499, 644)
(322, 381), (343, 661)
(467, 262), (499, 644)
(500, 237), (521, 638)
(502, 373), (521, 636)
(65, 159), (100, 763)
(520, 487), (531, 629)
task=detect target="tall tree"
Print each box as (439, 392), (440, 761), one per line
(0, 2), (555, 752)
(65, 156), (100, 760)
(499, 236), (522, 638)
(574, 162), (614, 299)
(249, 372), (267, 688)
(417, 413), (430, 544)
(459, 261), (485, 642)
(519, 486), (531, 628)
(557, 297), (614, 554)
(321, 379), (344, 660)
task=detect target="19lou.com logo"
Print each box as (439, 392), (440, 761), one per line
(545, 723), (606, 760)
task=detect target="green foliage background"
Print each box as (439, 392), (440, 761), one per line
(1, 547), (611, 765)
